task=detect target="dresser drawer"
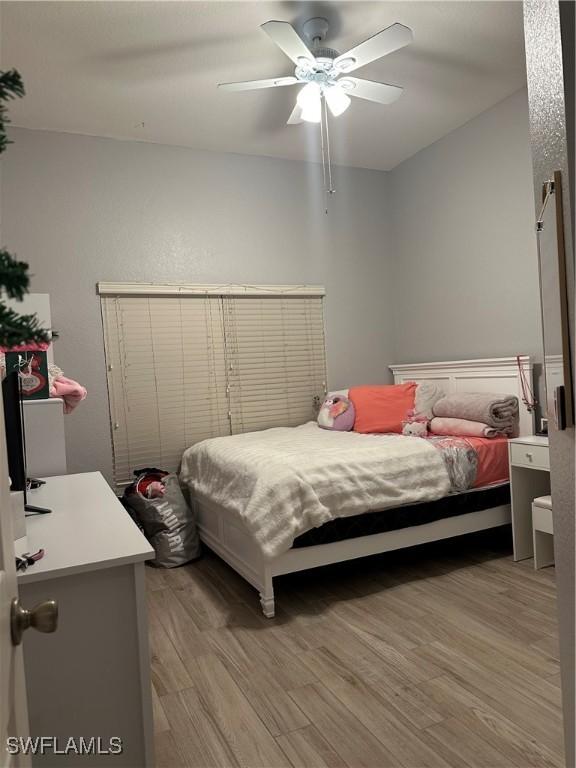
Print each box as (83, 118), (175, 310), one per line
(510, 442), (550, 470)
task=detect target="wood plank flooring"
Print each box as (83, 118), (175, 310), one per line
(147, 528), (564, 768)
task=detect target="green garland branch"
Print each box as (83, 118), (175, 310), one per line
(0, 248), (31, 301)
(0, 69), (24, 155)
(0, 68), (51, 348)
(0, 306), (51, 349)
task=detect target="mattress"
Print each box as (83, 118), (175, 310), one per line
(180, 423), (510, 559)
(292, 481), (511, 548)
(181, 422), (452, 559)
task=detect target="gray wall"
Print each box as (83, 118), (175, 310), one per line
(388, 89), (542, 367)
(1, 128), (394, 480)
(1, 91), (542, 482)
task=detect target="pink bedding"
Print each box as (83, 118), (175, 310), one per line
(428, 435), (509, 491)
(465, 436), (510, 488)
(430, 417), (507, 439)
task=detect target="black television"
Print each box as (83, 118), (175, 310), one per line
(2, 371), (26, 493)
(2, 371), (50, 514)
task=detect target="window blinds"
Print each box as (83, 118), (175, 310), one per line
(100, 285), (327, 486)
(223, 296), (326, 434)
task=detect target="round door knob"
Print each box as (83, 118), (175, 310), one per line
(11, 598), (58, 646)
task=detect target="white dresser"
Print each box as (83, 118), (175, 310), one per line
(16, 472), (155, 766)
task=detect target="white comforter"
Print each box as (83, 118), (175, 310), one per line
(180, 422), (451, 559)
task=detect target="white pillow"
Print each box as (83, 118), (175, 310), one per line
(414, 382), (444, 419)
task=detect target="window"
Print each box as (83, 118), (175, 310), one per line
(99, 284), (327, 486)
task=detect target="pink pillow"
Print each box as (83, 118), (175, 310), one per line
(349, 383), (417, 434)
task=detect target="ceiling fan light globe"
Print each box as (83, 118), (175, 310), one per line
(297, 82), (320, 106)
(325, 85), (351, 117)
(300, 106), (321, 123)
(297, 83), (322, 123)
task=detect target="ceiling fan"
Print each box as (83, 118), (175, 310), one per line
(218, 18), (413, 124)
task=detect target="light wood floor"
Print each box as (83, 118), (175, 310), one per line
(146, 528), (564, 768)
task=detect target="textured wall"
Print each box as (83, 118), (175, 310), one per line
(1, 128), (395, 481)
(388, 89), (542, 368)
(524, 1), (575, 763)
(1, 92), (547, 490)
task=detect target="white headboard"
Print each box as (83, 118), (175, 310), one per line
(390, 356), (535, 437)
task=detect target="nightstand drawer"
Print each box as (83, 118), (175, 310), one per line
(510, 442), (550, 470)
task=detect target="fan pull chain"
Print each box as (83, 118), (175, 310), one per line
(319, 96), (335, 214)
(319, 98), (328, 207)
(323, 98), (334, 196)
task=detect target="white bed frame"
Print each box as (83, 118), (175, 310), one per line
(196, 356), (535, 618)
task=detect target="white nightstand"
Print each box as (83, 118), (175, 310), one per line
(509, 436), (551, 561)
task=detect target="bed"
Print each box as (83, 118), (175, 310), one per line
(180, 357), (534, 617)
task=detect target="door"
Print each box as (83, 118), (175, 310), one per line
(0, 399), (30, 767)
(524, 1), (575, 764)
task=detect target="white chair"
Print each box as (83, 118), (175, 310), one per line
(532, 495), (554, 569)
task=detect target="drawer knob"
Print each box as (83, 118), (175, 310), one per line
(526, 452), (533, 461)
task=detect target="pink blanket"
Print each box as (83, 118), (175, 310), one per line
(51, 376), (87, 414)
(430, 417), (505, 439)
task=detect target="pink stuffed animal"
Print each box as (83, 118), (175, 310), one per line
(317, 394), (355, 431)
(402, 410), (429, 438)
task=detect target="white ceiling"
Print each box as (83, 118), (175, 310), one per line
(1, 1), (527, 170)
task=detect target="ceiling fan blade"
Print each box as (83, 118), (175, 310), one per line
(287, 103), (303, 124)
(334, 23), (413, 73)
(261, 21), (314, 65)
(340, 77), (404, 104)
(218, 76), (298, 92)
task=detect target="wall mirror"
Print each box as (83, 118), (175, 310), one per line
(536, 170), (574, 430)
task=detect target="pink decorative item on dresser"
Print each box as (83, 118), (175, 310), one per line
(50, 375), (87, 414)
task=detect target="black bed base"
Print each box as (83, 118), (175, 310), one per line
(292, 483), (511, 549)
